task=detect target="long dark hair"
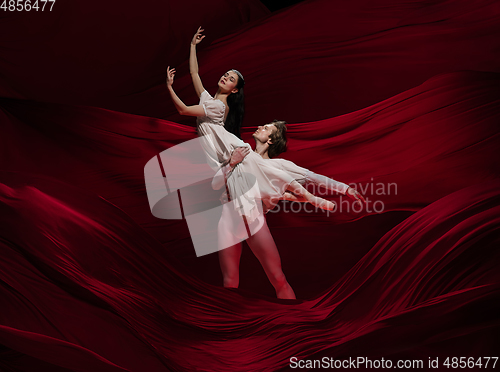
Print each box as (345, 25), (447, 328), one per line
(224, 70), (245, 139)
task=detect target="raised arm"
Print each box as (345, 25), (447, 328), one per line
(166, 66), (205, 117)
(190, 27), (206, 98)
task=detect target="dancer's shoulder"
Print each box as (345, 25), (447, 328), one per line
(270, 158), (308, 175)
(266, 157), (290, 168)
(199, 90), (211, 101)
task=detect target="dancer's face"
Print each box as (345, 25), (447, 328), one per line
(218, 71), (239, 94)
(253, 123), (277, 144)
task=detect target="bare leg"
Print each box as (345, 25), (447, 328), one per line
(287, 180), (335, 211)
(218, 201), (245, 288)
(218, 242), (242, 288)
(246, 220), (296, 299)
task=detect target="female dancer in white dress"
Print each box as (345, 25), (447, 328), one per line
(166, 28), (335, 221)
(166, 28), (357, 299)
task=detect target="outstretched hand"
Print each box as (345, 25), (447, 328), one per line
(191, 26), (205, 45)
(166, 66), (176, 87)
(346, 187), (367, 206)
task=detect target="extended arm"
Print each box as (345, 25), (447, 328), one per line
(190, 27), (206, 98)
(307, 171), (366, 205)
(166, 66), (205, 117)
(306, 171), (349, 194)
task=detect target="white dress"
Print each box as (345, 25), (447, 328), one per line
(197, 90), (298, 221)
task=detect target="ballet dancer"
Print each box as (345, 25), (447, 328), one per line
(166, 28), (362, 299)
(212, 120), (365, 299)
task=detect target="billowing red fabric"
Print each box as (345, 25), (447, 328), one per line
(1, 69), (499, 370)
(1, 0), (500, 370)
(0, 170), (499, 371)
(1, 70), (498, 289)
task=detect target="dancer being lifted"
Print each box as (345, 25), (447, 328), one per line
(166, 27), (335, 222)
(166, 28), (365, 299)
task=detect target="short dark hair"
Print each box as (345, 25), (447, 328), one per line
(268, 120), (287, 158)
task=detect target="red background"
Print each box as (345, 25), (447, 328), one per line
(1, 0), (499, 370)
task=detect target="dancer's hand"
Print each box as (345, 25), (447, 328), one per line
(229, 146), (250, 168)
(346, 187), (366, 206)
(191, 27), (205, 45)
(166, 66), (176, 87)
(282, 192), (307, 202)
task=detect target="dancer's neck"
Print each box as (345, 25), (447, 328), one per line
(254, 141), (270, 159)
(214, 88), (229, 105)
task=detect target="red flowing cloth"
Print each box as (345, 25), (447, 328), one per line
(1, 0), (500, 370)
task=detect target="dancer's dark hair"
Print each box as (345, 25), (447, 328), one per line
(268, 120), (288, 158)
(224, 70), (245, 139)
